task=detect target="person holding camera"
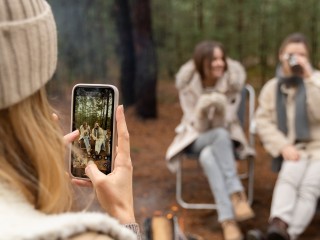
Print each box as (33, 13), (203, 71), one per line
(166, 41), (255, 240)
(91, 122), (106, 156)
(248, 33), (320, 240)
(0, 0), (140, 239)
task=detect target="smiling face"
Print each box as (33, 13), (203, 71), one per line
(193, 41), (227, 86)
(203, 47), (226, 86)
(210, 47), (226, 80)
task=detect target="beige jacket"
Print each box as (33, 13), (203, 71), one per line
(166, 58), (254, 172)
(255, 70), (320, 164)
(91, 127), (105, 141)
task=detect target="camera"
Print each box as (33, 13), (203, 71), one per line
(284, 54), (303, 76)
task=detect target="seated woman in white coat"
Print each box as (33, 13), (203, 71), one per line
(166, 41), (255, 240)
(79, 122), (91, 155)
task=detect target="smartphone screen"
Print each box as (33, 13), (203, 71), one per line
(70, 84), (118, 179)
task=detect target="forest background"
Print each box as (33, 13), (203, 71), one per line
(46, 1), (320, 239)
(47, 0), (320, 118)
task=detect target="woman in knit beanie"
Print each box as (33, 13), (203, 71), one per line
(0, 0), (140, 239)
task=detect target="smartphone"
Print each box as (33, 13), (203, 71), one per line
(70, 84), (119, 180)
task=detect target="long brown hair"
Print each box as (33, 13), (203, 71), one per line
(193, 40), (228, 80)
(0, 88), (72, 214)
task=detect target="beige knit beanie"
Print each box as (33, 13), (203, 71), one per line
(0, 0), (57, 109)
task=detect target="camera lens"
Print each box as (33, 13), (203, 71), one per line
(286, 54), (303, 76)
(288, 54), (297, 67)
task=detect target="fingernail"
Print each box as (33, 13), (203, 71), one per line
(85, 161), (94, 176)
(52, 113), (59, 121)
(119, 105), (124, 113)
(73, 130), (79, 135)
(88, 160), (94, 165)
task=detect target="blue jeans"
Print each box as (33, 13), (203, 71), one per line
(83, 136), (90, 153)
(188, 127), (243, 222)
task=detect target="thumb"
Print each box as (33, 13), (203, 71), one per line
(85, 161), (103, 184)
(64, 130), (79, 145)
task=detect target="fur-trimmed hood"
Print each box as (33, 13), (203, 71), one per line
(175, 58), (246, 93)
(166, 57), (254, 170)
(0, 182), (136, 240)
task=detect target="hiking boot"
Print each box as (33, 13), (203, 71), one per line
(186, 233), (204, 240)
(246, 229), (266, 240)
(266, 218), (290, 240)
(221, 220), (243, 240)
(231, 191), (255, 221)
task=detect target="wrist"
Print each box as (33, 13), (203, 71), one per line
(112, 206), (136, 224)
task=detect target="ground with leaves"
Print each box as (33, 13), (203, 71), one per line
(55, 80), (320, 240)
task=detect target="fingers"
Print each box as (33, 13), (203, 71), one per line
(284, 154), (299, 161)
(291, 151), (300, 161)
(71, 178), (93, 187)
(85, 160), (105, 185)
(282, 145), (300, 161)
(52, 113), (59, 121)
(64, 130), (79, 145)
(289, 149), (299, 161)
(115, 105), (131, 165)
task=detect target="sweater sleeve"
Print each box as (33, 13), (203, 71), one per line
(68, 224), (141, 240)
(305, 70), (320, 121)
(255, 79), (290, 157)
(124, 223), (141, 240)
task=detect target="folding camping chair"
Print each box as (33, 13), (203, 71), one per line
(175, 84), (256, 209)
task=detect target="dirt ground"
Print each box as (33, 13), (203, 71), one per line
(53, 80), (320, 240)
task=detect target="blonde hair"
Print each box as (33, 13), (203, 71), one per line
(0, 88), (73, 214)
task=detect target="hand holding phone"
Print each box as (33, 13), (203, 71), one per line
(72, 106), (135, 224)
(70, 84), (118, 179)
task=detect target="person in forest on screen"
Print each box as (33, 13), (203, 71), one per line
(91, 121), (106, 156)
(247, 33), (320, 240)
(79, 122), (91, 155)
(166, 40), (255, 240)
(0, 0), (140, 239)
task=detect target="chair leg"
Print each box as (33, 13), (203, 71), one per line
(176, 155), (254, 210)
(247, 156), (254, 206)
(176, 157), (217, 210)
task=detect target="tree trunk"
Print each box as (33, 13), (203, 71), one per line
(132, 0), (158, 118)
(236, 0), (244, 61)
(259, 1), (267, 85)
(194, 0), (203, 32)
(310, 0), (318, 66)
(113, 0), (136, 106)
